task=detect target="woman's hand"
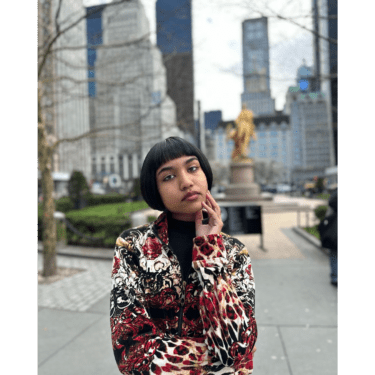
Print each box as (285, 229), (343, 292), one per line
(195, 191), (223, 237)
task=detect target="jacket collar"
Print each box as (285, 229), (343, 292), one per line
(153, 211), (169, 245)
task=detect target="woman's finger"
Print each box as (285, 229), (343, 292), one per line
(206, 192), (221, 214)
(202, 201), (222, 227)
(202, 201), (216, 216)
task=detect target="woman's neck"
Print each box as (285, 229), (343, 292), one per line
(170, 212), (196, 222)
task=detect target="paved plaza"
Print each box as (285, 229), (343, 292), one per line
(38, 255), (113, 313)
(38, 196), (337, 375)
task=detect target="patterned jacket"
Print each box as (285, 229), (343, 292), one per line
(110, 212), (257, 374)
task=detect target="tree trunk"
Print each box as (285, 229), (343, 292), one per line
(42, 167), (57, 277)
(38, 121), (57, 277)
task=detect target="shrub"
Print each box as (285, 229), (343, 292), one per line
(314, 205), (328, 222)
(55, 196), (74, 213)
(129, 178), (142, 201)
(86, 193), (127, 207)
(68, 170), (91, 209)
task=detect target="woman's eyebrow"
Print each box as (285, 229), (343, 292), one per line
(185, 156), (198, 164)
(157, 157), (198, 176)
(157, 165), (174, 176)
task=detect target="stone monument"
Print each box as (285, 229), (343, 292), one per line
(224, 104), (270, 201)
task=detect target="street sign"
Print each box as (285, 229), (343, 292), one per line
(108, 174), (122, 188)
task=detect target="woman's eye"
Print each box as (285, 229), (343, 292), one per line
(163, 174), (174, 181)
(189, 166), (199, 172)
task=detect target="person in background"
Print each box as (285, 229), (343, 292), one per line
(110, 137), (257, 374)
(319, 188), (338, 286)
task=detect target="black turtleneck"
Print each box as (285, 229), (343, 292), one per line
(167, 211), (208, 282)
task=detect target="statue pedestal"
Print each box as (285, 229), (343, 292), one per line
(224, 161), (268, 201)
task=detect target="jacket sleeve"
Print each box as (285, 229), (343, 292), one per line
(191, 233), (257, 372)
(111, 236), (213, 374)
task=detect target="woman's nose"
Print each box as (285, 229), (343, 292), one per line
(179, 171), (193, 190)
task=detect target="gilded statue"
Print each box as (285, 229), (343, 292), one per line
(226, 104), (257, 162)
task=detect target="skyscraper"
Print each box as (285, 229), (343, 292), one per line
(90, 0), (179, 187)
(204, 110), (222, 132)
(156, 0), (195, 135)
(312, 0), (337, 164)
(86, 5), (105, 98)
(241, 17), (275, 116)
(285, 63), (335, 184)
(86, 5), (105, 147)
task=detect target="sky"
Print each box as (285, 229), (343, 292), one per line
(85, 0), (314, 120)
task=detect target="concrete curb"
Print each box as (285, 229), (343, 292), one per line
(38, 242), (113, 261)
(292, 227), (329, 256)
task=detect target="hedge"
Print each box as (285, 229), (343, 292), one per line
(64, 214), (132, 248)
(54, 193), (131, 213)
(303, 225), (320, 240)
(38, 201), (150, 248)
(86, 193), (129, 207)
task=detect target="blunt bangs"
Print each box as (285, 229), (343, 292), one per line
(140, 137), (213, 211)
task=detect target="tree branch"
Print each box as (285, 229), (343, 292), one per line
(54, 0), (63, 36)
(38, 0), (131, 78)
(50, 90), (172, 152)
(45, 32), (151, 54)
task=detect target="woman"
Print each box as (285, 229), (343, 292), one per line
(110, 137), (257, 374)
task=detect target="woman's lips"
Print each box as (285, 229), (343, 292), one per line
(182, 192), (200, 201)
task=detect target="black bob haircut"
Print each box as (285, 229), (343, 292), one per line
(140, 137), (213, 211)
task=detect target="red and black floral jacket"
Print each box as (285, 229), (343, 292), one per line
(110, 212), (257, 374)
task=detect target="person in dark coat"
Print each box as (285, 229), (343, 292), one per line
(319, 188), (338, 286)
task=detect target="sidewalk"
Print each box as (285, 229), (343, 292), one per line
(38, 198), (337, 375)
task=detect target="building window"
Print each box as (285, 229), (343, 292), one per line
(110, 156), (115, 174)
(119, 156), (123, 178)
(128, 155), (133, 179)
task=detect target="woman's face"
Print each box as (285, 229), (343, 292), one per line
(156, 155), (208, 221)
